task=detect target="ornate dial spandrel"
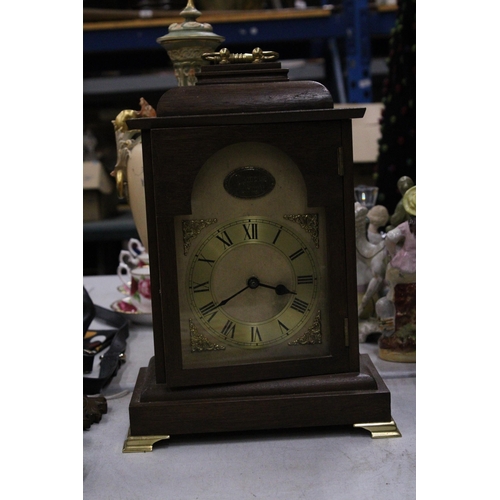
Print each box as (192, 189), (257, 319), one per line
(182, 219), (217, 255)
(283, 214), (319, 248)
(289, 310), (322, 346)
(189, 319), (226, 352)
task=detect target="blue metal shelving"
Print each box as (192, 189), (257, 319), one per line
(83, 2), (396, 103)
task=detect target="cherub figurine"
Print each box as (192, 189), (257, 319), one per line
(376, 185), (416, 362)
(385, 185), (416, 301)
(355, 203), (389, 340)
(367, 205), (389, 244)
(387, 176), (414, 231)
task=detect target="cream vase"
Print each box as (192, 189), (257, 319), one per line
(125, 141), (148, 252)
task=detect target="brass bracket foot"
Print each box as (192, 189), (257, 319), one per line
(122, 430), (170, 453)
(353, 418), (402, 438)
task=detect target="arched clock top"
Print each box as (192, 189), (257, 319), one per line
(146, 120), (350, 217)
(190, 142), (309, 220)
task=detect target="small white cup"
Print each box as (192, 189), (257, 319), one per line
(128, 266), (152, 313)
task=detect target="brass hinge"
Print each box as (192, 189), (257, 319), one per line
(344, 318), (349, 347)
(337, 147), (344, 176)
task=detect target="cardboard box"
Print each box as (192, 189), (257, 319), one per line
(83, 161), (117, 222)
(335, 103), (383, 163)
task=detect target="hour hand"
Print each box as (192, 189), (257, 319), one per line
(256, 280), (297, 296)
(274, 284), (297, 296)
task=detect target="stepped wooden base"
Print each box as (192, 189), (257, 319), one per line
(124, 354), (398, 452)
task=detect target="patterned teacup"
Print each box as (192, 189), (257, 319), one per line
(128, 266), (151, 313)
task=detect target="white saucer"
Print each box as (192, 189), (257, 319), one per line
(111, 297), (153, 325)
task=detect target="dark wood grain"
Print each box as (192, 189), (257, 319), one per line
(146, 117), (359, 387)
(129, 354), (391, 437)
(157, 81), (334, 117)
(125, 61), (392, 434)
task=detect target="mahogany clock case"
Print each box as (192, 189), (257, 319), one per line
(123, 61), (394, 439)
(127, 62), (364, 390)
(131, 114), (363, 388)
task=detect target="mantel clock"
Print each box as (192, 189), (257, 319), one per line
(123, 49), (399, 452)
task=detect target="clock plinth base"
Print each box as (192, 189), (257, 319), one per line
(125, 354), (396, 449)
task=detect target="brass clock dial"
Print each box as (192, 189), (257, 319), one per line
(187, 217), (319, 348)
(174, 141), (332, 374)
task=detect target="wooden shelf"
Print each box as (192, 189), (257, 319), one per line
(83, 7), (333, 32)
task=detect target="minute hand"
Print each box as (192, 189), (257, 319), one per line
(216, 285), (249, 307)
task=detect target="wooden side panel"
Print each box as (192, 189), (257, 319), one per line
(140, 130), (166, 383)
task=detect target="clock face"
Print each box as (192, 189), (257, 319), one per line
(174, 141), (333, 373)
(187, 217), (319, 349)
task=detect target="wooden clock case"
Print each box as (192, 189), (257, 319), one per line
(125, 61), (394, 443)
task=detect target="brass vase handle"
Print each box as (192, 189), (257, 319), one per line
(114, 167), (126, 200)
(202, 47), (279, 64)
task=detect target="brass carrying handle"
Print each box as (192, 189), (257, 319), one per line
(202, 47), (279, 65)
(114, 167), (127, 200)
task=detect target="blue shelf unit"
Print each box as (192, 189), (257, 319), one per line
(83, 1), (396, 103)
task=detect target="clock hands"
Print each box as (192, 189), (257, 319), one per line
(216, 285), (249, 307)
(217, 277), (296, 308)
(248, 276), (296, 296)
(257, 282), (297, 296)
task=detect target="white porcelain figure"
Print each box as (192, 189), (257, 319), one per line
(367, 205), (389, 244)
(355, 202), (389, 341)
(355, 203), (388, 314)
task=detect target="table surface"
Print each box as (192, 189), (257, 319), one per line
(83, 274), (416, 500)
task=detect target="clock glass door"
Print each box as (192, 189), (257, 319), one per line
(175, 141), (332, 371)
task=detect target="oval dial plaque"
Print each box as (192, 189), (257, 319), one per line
(223, 167), (276, 199)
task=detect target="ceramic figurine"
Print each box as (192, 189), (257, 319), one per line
(355, 202), (389, 341)
(367, 204), (389, 244)
(387, 176), (414, 231)
(110, 98), (156, 252)
(377, 185), (416, 362)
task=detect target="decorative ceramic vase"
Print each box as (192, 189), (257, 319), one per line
(111, 2), (225, 250)
(124, 143), (148, 250)
(111, 99), (157, 252)
(156, 0), (224, 86)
